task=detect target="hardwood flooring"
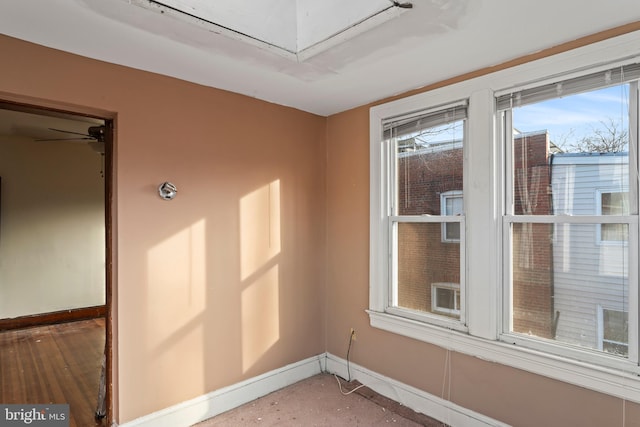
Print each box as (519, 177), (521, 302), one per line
(0, 318), (106, 427)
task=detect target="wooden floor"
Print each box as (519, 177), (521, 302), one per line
(0, 318), (106, 427)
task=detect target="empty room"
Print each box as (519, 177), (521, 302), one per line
(1, 1), (640, 426)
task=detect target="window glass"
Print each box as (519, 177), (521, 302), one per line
(506, 82), (634, 358)
(441, 191), (463, 241)
(602, 308), (629, 356)
(432, 283), (461, 317)
(600, 191), (629, 242)
(388, 109), (465, 323)
(395, 120), (464, 216)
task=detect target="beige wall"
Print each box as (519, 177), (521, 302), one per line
(0, 35), (326, 422)
(0, 135), (105, 318)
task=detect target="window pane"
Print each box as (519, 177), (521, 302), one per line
(436, 287), (456, 310)
(602, 192), (629, 215)
(511, 84), (631, 217)
(602, 223), (628, 241)
(601, 192), (629, 241)
(446, 196), (463, 215)
(603, 308), (628, 357)
(445, 222), (460, 241)
(396, 222), (460, 319)
(441, 192), (463, 242)
(395, 120), (464, 216)
(511, 222), (629, 357)
(603, 341), (628, 355)
(511, 222), (556, 338)
(603, 309), (628, 343)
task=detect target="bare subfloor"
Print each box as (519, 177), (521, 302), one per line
(195, 373), (445, 427)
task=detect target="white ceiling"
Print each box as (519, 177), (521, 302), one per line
(145, 0), (403, 59)
(1, 0), (640, 116)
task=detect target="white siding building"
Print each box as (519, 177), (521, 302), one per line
(551, 153), (629, 355)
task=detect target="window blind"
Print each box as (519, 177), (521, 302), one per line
(496, 62), (640, 111)
(383, 100), (467, 139)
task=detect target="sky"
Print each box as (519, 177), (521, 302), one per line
(512, 83), (631, 151)
(396, 83), (633, 152)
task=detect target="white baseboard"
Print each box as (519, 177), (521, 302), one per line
(119, 352), (508, 427)
(324, 352), (510, 427)
(119, 355), (325, 427)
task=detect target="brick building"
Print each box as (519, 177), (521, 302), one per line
(397, 131), (555, 338)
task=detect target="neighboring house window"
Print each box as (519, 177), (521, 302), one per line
(597, 190), (629, 243)
(598, 306), (629, 356)
(369, 38), (640, 401)
(431, 282), (460, 317)
(441, 191), (463, 242)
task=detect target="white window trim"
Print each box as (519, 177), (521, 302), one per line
(369, 30), (640, 403)
(597, 305), (629, 353)
(596, 188), (630, 245)
(440, 190), (463, 243)
(382, 102), (468, 331)
(431, 282), (461, 316)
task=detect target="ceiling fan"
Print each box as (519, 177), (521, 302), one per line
(36, 125), (106, 153)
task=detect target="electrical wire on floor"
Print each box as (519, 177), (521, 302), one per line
(333, 328), (366, 395)
(333, 373), (366, 395)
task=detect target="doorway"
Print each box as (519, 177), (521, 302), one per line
(0, 102), (113, 426)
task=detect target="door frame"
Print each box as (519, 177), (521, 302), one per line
(0, 99), (116, 425)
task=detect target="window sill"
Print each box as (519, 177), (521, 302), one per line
(367, 310), (640, 403)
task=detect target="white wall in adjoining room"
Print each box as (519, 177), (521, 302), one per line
(0, 135), (105, 318)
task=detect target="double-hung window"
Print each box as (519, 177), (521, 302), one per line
(441, 191), (463, 242)
(598, 190), (630, 243)
(373, 102), (467, 328)
(497, 64), (640, 365)
(369, 33), (640, 400)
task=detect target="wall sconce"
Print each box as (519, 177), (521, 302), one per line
(158, 182), (177, 200)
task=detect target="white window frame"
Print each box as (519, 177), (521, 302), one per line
(441, 190), (463, 242)
(431, 282), (461, 316)
(597, 305), (629, 355)
(499, 77), (639, 365)
(369, 30), (640, 404)
(381, 102), (468, 331)
(596, 189), (630, 245)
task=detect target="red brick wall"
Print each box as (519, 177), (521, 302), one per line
(397, 147), (462, 315)
(397, 148), (463, 215)
(512, 133), (554, 338)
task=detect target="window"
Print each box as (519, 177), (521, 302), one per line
(441, 191), (463, 242)
(370, 33), (640, 401)
(598, 306), (629, 356)
(374, 101), (467, 328)
(431, 282), (460, 317)
(498, 67), (638, 362)
(598, 190), (629, 243)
